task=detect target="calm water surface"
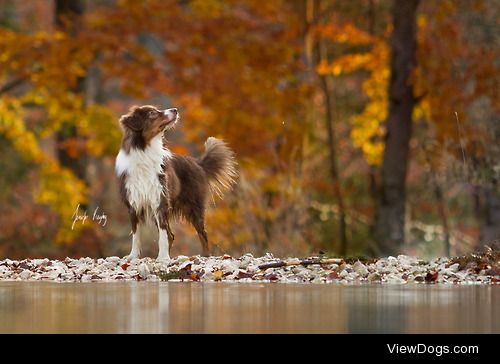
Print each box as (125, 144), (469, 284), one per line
(0, 282), (497, 333)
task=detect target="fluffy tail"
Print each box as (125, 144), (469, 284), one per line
(198, 137), (238, 198)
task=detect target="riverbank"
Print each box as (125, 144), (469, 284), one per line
(1, 250), (498, 284)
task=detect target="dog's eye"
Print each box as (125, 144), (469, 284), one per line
(148, 111), (158, 118)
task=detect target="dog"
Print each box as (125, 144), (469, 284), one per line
(115, 105), (237, 261)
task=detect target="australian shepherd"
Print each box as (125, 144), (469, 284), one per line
(115, 105), (237, 261)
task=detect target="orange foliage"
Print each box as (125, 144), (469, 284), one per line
(0, 0), (312, 251)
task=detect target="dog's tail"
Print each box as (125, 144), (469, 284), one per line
(198, 137), (238, 198)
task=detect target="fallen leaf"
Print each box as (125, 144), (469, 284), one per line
(213, 270), (223, 281)
(326, 271), (339, 280)
(425, 271), (438, 282)
(190, 272), (200, 281)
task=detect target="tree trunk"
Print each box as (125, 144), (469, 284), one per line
(55, 0), (86, 181)
(374, 0), (420, 256)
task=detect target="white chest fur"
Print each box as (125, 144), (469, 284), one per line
(115, 135), (171, 220)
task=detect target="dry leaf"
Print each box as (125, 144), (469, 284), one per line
(425, 271), (438, 282)
(213, 270), (223, 281)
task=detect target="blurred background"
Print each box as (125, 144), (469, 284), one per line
(0, 0), (498, 260)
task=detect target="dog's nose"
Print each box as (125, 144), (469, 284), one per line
(170, 108), (178, 114)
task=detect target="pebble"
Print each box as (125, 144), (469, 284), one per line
(368, 272), (381, 282)
(138, 263), (150, 279)
(19, 269), (32, 280)
(353, 261), (369, 277)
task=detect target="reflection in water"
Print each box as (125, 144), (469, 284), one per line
(0, 282), (497, 333)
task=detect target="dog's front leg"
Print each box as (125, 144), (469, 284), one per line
(124, 209), (141, 262)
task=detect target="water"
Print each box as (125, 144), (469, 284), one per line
(0, 282), (497, 333)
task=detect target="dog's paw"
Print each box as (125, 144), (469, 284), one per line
(123, 252), (140, 262)
(156, 255), (171, 265)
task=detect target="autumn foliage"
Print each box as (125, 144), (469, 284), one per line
(0, 0), (498, 259)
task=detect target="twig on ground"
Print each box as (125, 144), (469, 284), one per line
(258, 257), (343, 270)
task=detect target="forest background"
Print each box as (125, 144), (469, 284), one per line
(0, 0), (498, 260)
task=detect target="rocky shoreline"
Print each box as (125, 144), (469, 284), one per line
(1, 252), (499, 284)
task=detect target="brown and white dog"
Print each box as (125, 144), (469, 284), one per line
(115, 105), (237, 261)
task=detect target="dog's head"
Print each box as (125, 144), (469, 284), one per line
(119, 105), (179, 141)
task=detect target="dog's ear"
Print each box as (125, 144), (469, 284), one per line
(120, 109), (142, 132)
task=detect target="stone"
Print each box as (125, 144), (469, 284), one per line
(138, 263), (150, 279)
(368, 272), (381, 282)
(353, 261), (369, 277)
(19, 269), (32, 280)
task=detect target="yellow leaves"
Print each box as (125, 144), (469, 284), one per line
(0, 33), (98, 244)
(0, 97), (43, 162)
(79, 105), (122, 157)
(351, 119), (385, 166)
(350, 80), (388, 164)
(413, 98), (431, 121)
(213, 270), (223, 281)
(315, 24), (389, 166)
(316, 39), (390, 166)
(351, 70), (388, 167)
(24, 90), (84, 138)
(316, 53), (372, 76)
(1, 97), (87, 244)
(34, 159), (87, 244)
(0, 26), (120, 246)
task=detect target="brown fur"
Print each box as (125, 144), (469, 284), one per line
(118, 105), (237, 256)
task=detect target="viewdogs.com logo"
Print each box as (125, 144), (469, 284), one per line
(387, 343), (479, 357)
(72, 204), (108, 230)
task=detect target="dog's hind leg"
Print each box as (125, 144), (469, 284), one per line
(166, 218), (175, 256)
(191, 213), (210, 257)
(156, 206), (173, 262)
(157, 228), (171, 262)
